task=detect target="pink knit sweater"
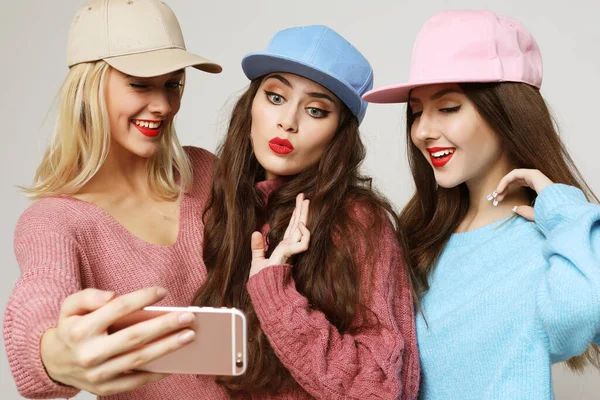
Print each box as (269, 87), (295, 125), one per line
(4, 146), (419, 399)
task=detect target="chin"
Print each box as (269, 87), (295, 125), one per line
(263, 167), (301, 178)
(433, 173), (464, 189)
(129, 143), (160, 159)
(255, 157), (299, 177)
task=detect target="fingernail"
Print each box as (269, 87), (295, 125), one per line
(156, 287), (167, 298)
(178, 312), (194, 324)
(512, 206), (518, 213)
(492, 191), (498, 198)
(492, 199), (499, 207)
(486, 193), (494, 201)
(178, 330), (195, 344)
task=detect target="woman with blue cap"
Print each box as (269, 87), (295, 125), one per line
(192, 25), (420, 399)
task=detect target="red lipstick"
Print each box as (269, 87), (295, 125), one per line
(426, 147), (455, 168)
(269, 137), (294, 155)
(132, 120), (162, 138)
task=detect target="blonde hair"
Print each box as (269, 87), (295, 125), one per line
(24, 60), (192, 200)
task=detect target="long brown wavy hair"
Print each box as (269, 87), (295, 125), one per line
(399, 82), (599, 372)
(193, 77), (405, 394)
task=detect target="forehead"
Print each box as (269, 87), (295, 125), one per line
(262, 72), (337, 97)
(409, 83), (463, 102)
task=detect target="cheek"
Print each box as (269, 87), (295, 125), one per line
(409, 126), (419, 146)
(301, 123), (337, 156)
(170, 95), (182, 115)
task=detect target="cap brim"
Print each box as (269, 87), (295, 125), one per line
(363, 76), (510, 103)
(242, 52), (365, 122)
(104, 48), (222, 77)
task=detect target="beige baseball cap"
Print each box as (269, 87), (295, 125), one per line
(67, 0), (222, 77)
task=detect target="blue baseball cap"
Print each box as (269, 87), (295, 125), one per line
(241, 25), (373, 124)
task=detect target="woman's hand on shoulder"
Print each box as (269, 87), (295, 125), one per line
(41, 287), (196, 396)
(249, 193), (311, 278)
(492, 168), (554, 221)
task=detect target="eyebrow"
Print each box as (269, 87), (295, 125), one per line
(409, 88), (462, 103)
(264, 74), (337, 106)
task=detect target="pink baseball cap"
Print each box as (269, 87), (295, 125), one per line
(362, 10), (543, 103)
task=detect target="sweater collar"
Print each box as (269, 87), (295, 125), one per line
(255, 177), (285, 204)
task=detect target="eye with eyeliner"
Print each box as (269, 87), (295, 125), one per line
(166, 81), (183, 90)
(306, 107), (329, 118)
(129, 82), (149, 89)
(410, 109), (423, 119)
(265, 91), (285, 105)
(440, 105), (461, 113)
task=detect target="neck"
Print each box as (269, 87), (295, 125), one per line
(264, 170), (279, 180)
(457, 157), (530, 232)
(80, 142), (153, 198)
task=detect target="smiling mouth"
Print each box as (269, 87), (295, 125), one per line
(132, 119), (162, 137)
(427, 147), (455, 167)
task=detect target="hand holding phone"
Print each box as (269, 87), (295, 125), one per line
(109, 306), (247, 376)
(40, 287), (196, 397)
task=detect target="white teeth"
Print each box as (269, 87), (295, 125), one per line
(432, 149), (455, 158)
(133, 120), (161, 129)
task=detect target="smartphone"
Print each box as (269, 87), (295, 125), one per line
(109, 306), (247, 376)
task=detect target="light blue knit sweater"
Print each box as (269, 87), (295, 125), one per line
(417, 184), (600, 399)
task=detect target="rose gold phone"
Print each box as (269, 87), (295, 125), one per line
(109, 306), (247, 376)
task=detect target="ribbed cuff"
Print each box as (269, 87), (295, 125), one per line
(246, 264), (307, 321)
(7, 312), (80, 398)
(534, 184), (588, 236)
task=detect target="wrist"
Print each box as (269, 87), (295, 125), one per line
(40, 328), (66, 384)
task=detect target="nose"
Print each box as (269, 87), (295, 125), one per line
(147, 89), (173, 117)
(411, 111), (441, 143)
(277, 104), (298, 133)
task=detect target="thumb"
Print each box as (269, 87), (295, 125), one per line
(512, 205), (534, 221)
(251, 231), (266, 261)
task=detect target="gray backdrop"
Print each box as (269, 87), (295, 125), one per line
(1, 0), (599, 398)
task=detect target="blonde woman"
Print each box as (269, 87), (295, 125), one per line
(3, 0), (223, 398)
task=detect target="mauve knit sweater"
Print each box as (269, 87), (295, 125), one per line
(4, 146), (419, 400)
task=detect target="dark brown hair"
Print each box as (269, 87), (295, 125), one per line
(400, 82), (599, 371)
(193, 77), (405, 394)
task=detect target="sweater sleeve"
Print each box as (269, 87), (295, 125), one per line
(533, 183), (600, 363)
(246, 219), (418, 399)
(4, 227), (83, 399)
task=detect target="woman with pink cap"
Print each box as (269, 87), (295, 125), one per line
(4, 0), (225, 398)
(364, 9), (600, 399)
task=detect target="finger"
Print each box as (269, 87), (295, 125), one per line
(98, 311), (196, 364)
(60, 289), (116, 320)
(293, 193), (304, 227)
(494, 178), (529, 203)
(288, 223), (311, 255)
(83, 287), (168, 334)
(92, 328), (195, 380)
(283, 207), (297, 239)
(87, 372), (168, 397)
(290, 207), (308, 242)
(495, 169), (528, 195)
(299, 199), (310, 226)
(512, 205), (534, 221)
(251, 231), (266, 261)
(288, 196), (308, 242)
